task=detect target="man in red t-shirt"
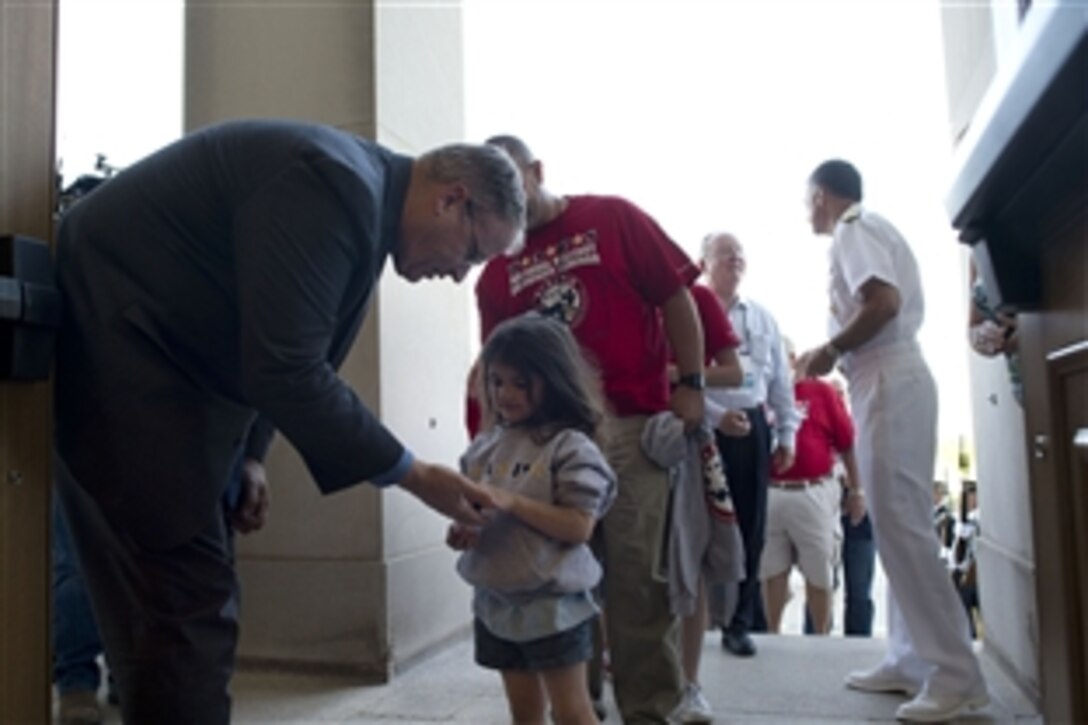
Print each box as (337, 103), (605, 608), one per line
(761, 339), (863, 635)
(475, 135), (705, 722)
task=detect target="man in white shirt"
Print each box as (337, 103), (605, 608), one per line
(797, 160), (988, 722)
(701, 232), (800, 658)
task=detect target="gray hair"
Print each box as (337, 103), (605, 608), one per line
(700, 230), (740, 261)
(419, 143), (526, 228)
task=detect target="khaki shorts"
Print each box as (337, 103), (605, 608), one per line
(760, 476), (842, 590)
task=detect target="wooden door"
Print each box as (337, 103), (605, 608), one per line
(0, 1), (58, 722)
(1022, 215), (1088, 723)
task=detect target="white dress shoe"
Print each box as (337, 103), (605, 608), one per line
(895, 688), (990, 722)
(844, 663), (921, 696)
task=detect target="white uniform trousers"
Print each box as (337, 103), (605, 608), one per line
(846, 340), (983, 696)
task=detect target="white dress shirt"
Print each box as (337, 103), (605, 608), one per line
(828, 203), (925, 356)
(705, 295), (800, 451)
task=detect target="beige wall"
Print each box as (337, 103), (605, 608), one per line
(374, 1), (474, 669)
(938, 4), (996, 145)
(185, 0), (376, 137)
(941, 4), (1039, 701)
(185, 0), (473, 677)
(963, 241), (1037, 696)
(968, 349), (1038, 697)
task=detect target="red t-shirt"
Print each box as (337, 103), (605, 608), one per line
(476, 195), (698, 416)
(689, 284), (739, 363)
(776, 378), (854, 480)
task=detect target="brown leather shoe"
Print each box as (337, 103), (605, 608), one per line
(58, 690), (103, 725)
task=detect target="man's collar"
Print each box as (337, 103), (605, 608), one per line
(838, 202), (863, 225)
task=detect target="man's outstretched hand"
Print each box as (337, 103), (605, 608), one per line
(400, 460), (495, 525)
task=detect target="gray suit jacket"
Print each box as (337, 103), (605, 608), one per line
(55, 120), (412, 548)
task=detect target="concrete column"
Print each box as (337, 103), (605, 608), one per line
(185, 0), (473, 678)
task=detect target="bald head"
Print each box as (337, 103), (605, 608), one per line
(485, 135), (535, 167)
(700, 231), (746, 300)
(485, 134), (561, 230)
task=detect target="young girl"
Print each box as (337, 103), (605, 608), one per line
(448, 312), (616, 725)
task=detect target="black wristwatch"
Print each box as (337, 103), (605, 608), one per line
(677, 373), (705, 391)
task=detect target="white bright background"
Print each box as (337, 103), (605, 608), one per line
(55, 0), (183, 183)
(464, 0), (973, 477)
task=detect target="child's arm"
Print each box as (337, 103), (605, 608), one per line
(487, 486), (596, 544)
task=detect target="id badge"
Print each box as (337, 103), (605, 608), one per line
(739, 353), (757, 391)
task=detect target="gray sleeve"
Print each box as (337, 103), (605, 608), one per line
(551, 431), (617, 517)
(765, 315), (800, 450)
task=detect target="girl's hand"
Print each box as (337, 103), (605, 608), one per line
(446, 523), (481, 550)
(481, 481), (517, 513)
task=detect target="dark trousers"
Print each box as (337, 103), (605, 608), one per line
(55, 456), (239, 725)
(52, 496), (105, 693)
(841, 513), (875, 636)
(715, 407), (770, 635)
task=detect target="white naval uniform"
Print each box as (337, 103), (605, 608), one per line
(829, 204), (983, 696)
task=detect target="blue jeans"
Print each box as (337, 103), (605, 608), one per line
(841, 513), (875, 636)
(52, 495), (104, 693)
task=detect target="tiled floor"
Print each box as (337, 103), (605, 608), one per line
(65, 559), (1039, 723)
(74, 564), (1040, 723)
(223, 635), (1038, 724)
(84, 631), (1038, 724)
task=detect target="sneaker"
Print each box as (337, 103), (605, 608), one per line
(895, 687), (990, 722)
(671, 682), (713, 723)
(58, 690), (103, 725)
(844, 662), (921, 696)
(720, 628), (756, 657)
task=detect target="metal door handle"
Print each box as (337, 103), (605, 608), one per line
(1033, 434), (1049, 459)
